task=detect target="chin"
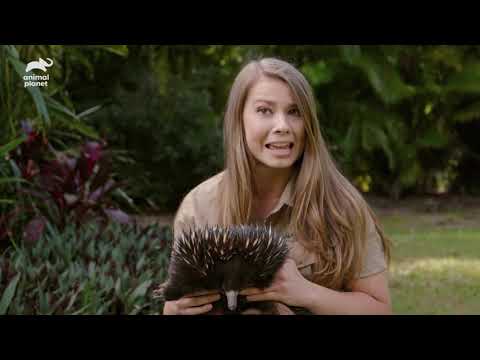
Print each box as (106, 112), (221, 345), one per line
(261, 158), (298, 169)
(267, 162), (295, 169)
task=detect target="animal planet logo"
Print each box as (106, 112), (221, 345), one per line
(23, 57), (54, 88)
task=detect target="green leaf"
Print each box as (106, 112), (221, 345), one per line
(369, 126), (395, 170)
(45, 96), (78, 119)
(129, 279), (152, 301)
(45, 97), (100, 139)
(339, 45), (362, 65)
(88, 261), (96, 279)
(3, 45), (20, 59)
(0, 273), (21, 315)
(453, 101), (480, 123)
(95, 305), (107, 315)
(339, 48), (415, 104)
(28, 88), (50, 126)
(113, 188), (139, 212)
(71, 304), (90, 315)
(136, 255), (146, 273)
(0, 177), (27, 186)
(129, 304), (145, 315)
(114, 278), (122, 296)
(104, 276), (114, 291)
(445, 63), (480, 94)
(50, 294), (67, 314)
(342, 121), (360, 160)
(417, 128), (450, 149)
(358, 56), (415, 105)
(65, 289), (81, 313)
(9, 159), (22, 178)
(424, 46), (463, 71)
(54, 117), (100, 140)
(77, 105), (103, 119)
(301, 61), (336, 86)
(0, 136), (26, 157)
(0, 199), (15, 205)
(399, 161), (421, 187)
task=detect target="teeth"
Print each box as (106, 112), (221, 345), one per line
(268, 143), (291, 149)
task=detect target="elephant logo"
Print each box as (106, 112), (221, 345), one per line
(25, 58), (54, 73)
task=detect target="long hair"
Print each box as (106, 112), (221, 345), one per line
(218, 57), (390, 290)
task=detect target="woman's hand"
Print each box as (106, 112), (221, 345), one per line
(163, 290), (221, 315)
(240, 258), (311, 308)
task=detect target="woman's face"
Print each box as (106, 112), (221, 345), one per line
(243, 76), (306, 171)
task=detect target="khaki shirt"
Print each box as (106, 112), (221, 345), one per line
(173, 171), (387, 284)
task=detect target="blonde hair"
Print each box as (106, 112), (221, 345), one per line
(218, 58), (390, 290)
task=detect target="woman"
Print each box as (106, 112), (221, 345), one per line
(163, 57), (392, 315)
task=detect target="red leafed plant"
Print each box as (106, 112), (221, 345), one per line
(1, 121), (131, 245)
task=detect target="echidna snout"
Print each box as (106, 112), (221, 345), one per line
(218, 255), (254, 311)
(217, 253), (265, 311)
(225, 290), (239, 311)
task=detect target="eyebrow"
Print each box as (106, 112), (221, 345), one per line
(254, 99), (298, 107)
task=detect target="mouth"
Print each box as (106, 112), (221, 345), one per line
(265, 142), (294, 150)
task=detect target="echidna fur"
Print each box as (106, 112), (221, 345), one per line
(160, 224), (290, 315)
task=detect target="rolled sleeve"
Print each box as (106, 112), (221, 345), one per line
(358, 215), (387, 279)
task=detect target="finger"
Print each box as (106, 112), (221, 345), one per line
(241, 308), (264, 315)
(285, 258), (297, 266)
(181, 303), (214, 315)
(180, 293), (221, 308)
(246, 292), (276, 303)
(184, 289), (219, 297)
(239, 288), (262, 296)
(185, 293), (221, 307)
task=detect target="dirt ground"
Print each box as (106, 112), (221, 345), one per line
(366, 195), (480, 230)
(134, 195), (480, 231)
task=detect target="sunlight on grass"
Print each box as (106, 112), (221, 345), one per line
(390, 257), (480, 314)
(392, 258), (480, 279)
(378, 211), (480, 315)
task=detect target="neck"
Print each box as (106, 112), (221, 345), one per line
(252, 165), (293, 201)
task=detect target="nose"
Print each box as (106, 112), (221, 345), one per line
(272, 112), (291, 135)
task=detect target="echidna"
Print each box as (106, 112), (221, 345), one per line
(159, 224), (290, 315)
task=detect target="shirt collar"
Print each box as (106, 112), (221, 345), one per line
(267, 175), (295, 217)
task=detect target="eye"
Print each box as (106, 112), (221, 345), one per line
(257, 107), (272, 115)
(288, 107), (301, 117)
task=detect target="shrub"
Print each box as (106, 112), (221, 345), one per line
(73, 48), (225, 212)
(0, 221), (172, 315)
(1, 121), (132, 246)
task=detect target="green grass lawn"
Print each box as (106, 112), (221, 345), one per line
(380, 211), (480, 315)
